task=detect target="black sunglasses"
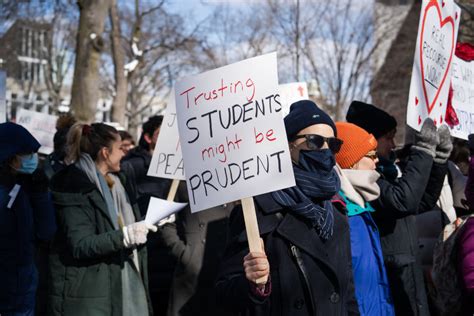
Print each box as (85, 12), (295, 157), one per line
(293, 134), (343, 153)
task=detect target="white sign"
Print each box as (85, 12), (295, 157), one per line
(148, 91), (185, 180)
(279, 82), (308, 116)
(175, 52), (295, 212)
(450, 56), (474, 139)
(16, 108), (57, 155)
(0, 71), (5, 123)
(145, 197), (187, 225)
(407, 0), (460, 130)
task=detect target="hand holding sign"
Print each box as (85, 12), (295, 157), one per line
(407, 0), (460, 130)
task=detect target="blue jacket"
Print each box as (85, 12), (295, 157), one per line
(0, 182), (56, 312)
(335, 194), (395, 316)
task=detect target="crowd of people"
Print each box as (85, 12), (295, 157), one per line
(1, 99), (474, 316)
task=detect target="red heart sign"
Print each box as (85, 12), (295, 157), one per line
(419, 0), (455, 114)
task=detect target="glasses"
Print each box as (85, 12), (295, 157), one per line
(292, 134), (343, 153)
(364, 151), (378, 161)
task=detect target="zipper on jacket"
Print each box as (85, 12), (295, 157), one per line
(290, 244), (316, 314)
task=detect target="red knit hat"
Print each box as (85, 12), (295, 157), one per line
(335, 122), (378, 169)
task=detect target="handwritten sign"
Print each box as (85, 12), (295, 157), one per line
(16, 108), (57, 154)
(0, 71), (5, 123)
(407, 0), (460, 130)
(148, 91), (185, 180)
(175, 52), (295, 212)
(279, 82), (308, 116)
(450, 56), (474, 139)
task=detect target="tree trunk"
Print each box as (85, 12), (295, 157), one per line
(109, 0), (128, 127)
(70, 0), (110, 123)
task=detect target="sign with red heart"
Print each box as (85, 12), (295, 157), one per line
(407, 0), (460, 131)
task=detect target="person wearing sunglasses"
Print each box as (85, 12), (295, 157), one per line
(333, 122), (395, 316)
(217, 100), (359, 316)
(347, 101), (451, 316)
(0, 122), (56, 316)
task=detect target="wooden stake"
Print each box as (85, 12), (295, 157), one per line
(241, 196), (268, 284)
(167, 179), (180, 201)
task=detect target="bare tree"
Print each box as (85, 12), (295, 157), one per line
(70, 0), (111, 122)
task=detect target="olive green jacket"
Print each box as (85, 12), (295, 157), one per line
(47, 165), (151, 316)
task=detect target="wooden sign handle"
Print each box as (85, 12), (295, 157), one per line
(241, 196), (268, 285)
(166, 179), (180, 201)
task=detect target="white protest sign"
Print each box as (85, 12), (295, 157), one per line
(279, 82), (308, 116)
(450, 56), (474, 139)
(148, 91), (185, 180)
(16, 108), (57, 154)
(0, 71), (5, 123)
(407, 0), (460, 130)
(175, 52), (295, 213)
(145, 197), (187, 225)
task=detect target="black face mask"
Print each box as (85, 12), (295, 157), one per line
(297, 149), (336, 173)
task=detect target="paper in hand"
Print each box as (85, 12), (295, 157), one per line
(145, 197), (187, 225)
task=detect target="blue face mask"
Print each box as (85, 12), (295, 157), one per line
(17, 153), (39, 174)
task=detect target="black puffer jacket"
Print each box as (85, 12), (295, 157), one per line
(216, 193), (359, 316)
(372, 148), (447, 316)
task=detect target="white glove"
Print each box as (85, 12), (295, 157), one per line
(122, 221), (158, 248)
(157, 214), (176, 227)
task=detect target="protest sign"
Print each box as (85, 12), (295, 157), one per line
(407, 0), (460, 130)
(0, 71), (5, 123)
(174, 52), (295, 213)
(450, 56), (474, 139)
(148, 91), (185, 181)
(279, 82), (308, 116)
(16, 108), (57, 154)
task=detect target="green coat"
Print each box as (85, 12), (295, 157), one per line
(47, 165), (151, 316)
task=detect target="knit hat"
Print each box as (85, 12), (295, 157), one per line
(335, 122), (378, 169)
(284, 100), (336, 140)
(0, 122), (41, 164)
(346, 101), (397, 139)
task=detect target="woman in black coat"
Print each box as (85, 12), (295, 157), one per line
(216, 100), (359, 316)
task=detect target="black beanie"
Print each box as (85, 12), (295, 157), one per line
(284, 100), (337, 140)
(346, 101), (397, 139)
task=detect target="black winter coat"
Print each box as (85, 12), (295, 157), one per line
(372, 148), (447, 316)
(216, 193), (359, 316)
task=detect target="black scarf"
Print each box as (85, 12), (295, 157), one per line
(272, 149), (340, 240)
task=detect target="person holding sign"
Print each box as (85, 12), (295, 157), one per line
(217, 100), (359, 316)
(347, 101), (451, 316)
(333, 122), (395, 316)
(47, 123), (155, 316)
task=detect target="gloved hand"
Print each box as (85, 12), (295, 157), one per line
(412, 118), (439, 158)
(434, 125), (453, 164)
(122, 221), (157, 248)
(157, 214), (176, 227)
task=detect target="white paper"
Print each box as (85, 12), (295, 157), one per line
(406, 0), (460, 130)
(7, 184), (21, 209)
(449, 56), (474, 140)
(16, 108), (58, 154)
(148, 90), (186, 180)
(175, 52), (295, 213)
(144, 197), (187, 225)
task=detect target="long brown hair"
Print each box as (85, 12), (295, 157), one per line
(66, 123), (119, 164)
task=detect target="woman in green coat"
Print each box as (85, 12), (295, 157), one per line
(48, 123), (157, 316)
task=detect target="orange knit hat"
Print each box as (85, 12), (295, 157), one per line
(335, 122), (378, 169)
